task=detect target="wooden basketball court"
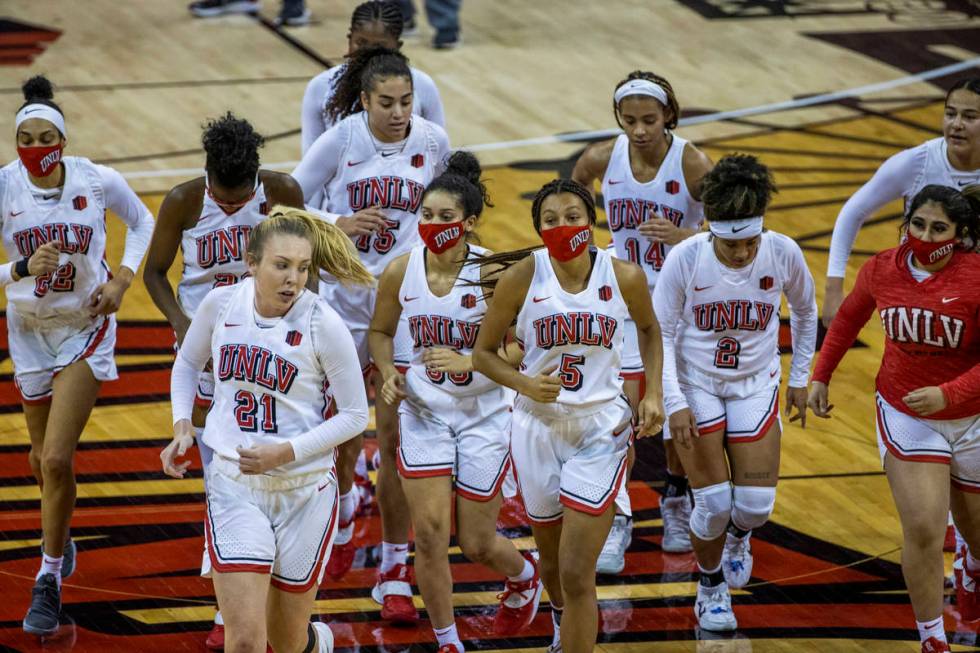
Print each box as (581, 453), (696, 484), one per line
(0, 0), (979, 650)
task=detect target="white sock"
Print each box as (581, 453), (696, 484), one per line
(433, 622), (463, 649)
(507, 557), (534, 583)
(214, 610), (224, 625)
(354, 450), (368, 479)
(380, 541), (408, 574)
(966, 551), (980, 574)
(551, 607), (562, 645)
(916, 617), (946, 643)
(339, 490), (358, 524)
(37, 554), (63, 587)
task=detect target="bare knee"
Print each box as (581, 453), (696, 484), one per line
(412, 515), (448, 557)
(558, 562), (595, 600)
(40, 450), (74, 483)
(458, 529), (495, 566)
(224, 625), (266, 653)
(903, 521), (945, 554)
(28, 448), (42, 479)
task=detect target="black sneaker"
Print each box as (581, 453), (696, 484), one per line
(22, 574), (61, 636)
(189, 0), (261, 18)
(40, 538), (76, 579)
(402, 17), (419, 37)
(432, 31), (461, 50)
(274, 6), (311, 26)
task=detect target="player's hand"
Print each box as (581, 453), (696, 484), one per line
(786, 385), (808, 428)
(637, 219), (694, 246)
(237, 442), (295, 474)
(519, 365), (562, 403)
(89, 268), (133, 316)
(26, 241), (61, 277)
(822, 277), (845, 328)
(337, 207), (387, 237)
(636, 392), (665, 437)
(172, 313), (192, 347)
(807, 381), (834, 418)
(903, 386), (947, 416)
(668, 408), (698, 450)
(423, 348), (472, 374)
(381, 371), (408, 406)
(161, 419), (196, 478)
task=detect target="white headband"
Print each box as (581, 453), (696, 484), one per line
(614, 79), (668, 107)
(15, 103), (66, 138)
(708, 216), (764, 239)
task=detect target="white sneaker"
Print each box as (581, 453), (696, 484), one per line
(546, 644), (562, 653)
(596, 515), (632, 574)
(661, 495), (693, 553)
(695, 582), (737, 631)
(313, 621), (334, 652)
(722, 532), (753, 589)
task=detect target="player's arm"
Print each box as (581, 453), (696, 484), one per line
(144, 180), (201, 345)
(782, 240), (819, 428)
(614, 258), (664, 437)
(682, 141), (714, 203)
(300, 75), (327, 155)
(571, 139), (614, 194)
(369, 254), (410, 405)
(262, 170), (305, 209)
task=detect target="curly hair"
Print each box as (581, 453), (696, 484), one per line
(700, 154), (777, 222)
(202, 112), (264, 189)
(324, 46), (412, 124)
(18, 75), (64, 119)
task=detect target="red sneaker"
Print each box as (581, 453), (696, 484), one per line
(437, 646), (461, 653)
(493, 551), (543, 636)
(371, 563), (418, 625)
(956, 554), (980, 622)
(922, 637), (951, 652)
(205, 623), (224, 650)
(326, 519), (356, 581)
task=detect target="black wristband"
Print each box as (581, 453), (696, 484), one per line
(15, 258), (30, 279)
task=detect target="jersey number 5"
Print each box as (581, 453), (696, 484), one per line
(234, 390), (278, 433)
(714, 337), (741, 369)
(558, 353), (585, 391)
(355, 218), (400, 255)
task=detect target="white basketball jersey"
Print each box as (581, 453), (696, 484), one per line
(177, 179), (269, 317)
(602, 134), (704, 290)
(205, 279), (335, 476)
(515, 248), (627, 411)
(665, 232), (798, 382)
(398, 244), (495, 397)
(908, 137), (980, 206)
(322, 113), (443, 277)
(0, 157), (109, 318)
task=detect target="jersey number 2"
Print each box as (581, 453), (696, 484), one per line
(714, 337), (741, 369)
(234, 390), (278, 433)
(33, 263), (77, 297)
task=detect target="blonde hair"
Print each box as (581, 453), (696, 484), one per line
(248, 205), (375, 287)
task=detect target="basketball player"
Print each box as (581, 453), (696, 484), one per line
(368, 152), (541, 652)
(143, 112), (304, 650)
(653, 155), (817, 632)
(2, 76), (155, 635)
(572, 70), (713, 570)
(824, 78), (980, 324)
(291, 45), (449, 619)
(161, 208), (372, 653)
(471, 179), (664, 653)
(809, 185), (980, 653)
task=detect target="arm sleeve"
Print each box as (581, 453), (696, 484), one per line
(0, 262), (14, 287)
(305, 205), (340, 225)
(170, 290), (223, 424)
(811, 258), (879, 384)
(940, 365), (980, 408)
(289, 306), (370, 463)
(826, 146), (924, 279)
(416, 70), (446, 128)
(97, 165), (155, 273)
(783, 241), (818, 387)
(292, 122), (347, 204)
(652, 246), (690, 415)
(300, 74), (330, 155)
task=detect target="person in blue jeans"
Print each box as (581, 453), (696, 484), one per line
(189, 0), (311, 27)
(397, 0), (461, 49)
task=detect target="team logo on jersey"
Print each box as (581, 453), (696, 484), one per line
(196, 225), (253, 269)
(285, 330), (302, 346)
(692, 300), (776, 332)
(259, 201), (269, 215)
(533, 312), (619, 350)
(347, 176), (425, 213)
(606, 198), (684, 231)
(72, 196), (87, 211)
(216, 344), (299, 394)
(461, 293), (477, 309)
(879, 306), (965, 349)
(598, 285), (612, 301)
(665, 180), (680, 194)
(11, 223), (94, 257)
(759, 275), (774, 290)
(408, 315), (480, 350)
(411, 154), (424, 168)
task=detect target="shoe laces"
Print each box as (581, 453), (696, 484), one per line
(497, 577), (536, 608)
(31, 576), (59, 612)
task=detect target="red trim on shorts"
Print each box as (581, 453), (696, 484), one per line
(270, 485), (340, 593)
(507, 444), (560, 524)
(559, 455), (629, 516)
(619, 371), (645, 381)
(456, 456), (511, 503)
(876, 401), (951, 465)
(729, 394), (780, 444)
(395, 364), (409, 374)
(203, 495), (272, 575)
(697, 419), (727, 436)
(76, 316), (111, 363)
(194, 396), (212, 409)
(952, 478), (980, 494)
(395, 420), (454, 479)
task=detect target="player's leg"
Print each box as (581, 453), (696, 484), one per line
(213, 572), (270, 653)
(947, 416), (980, 627)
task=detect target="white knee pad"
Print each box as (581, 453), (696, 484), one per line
(731, 485), (776, 532)
(689, 482), (733, 541)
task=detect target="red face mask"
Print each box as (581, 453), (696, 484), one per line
(540, 225), (591, 262)
(206, 182), (257, 216)
(17, 143), (63, 178)
(907, 232), (956, 266)
(418, 221), (464, 254)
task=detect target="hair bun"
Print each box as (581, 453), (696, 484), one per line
(444, 151), (482, 188)
(22, 75), (54, 102)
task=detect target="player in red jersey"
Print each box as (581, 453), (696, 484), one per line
(809, 184), (980, 653)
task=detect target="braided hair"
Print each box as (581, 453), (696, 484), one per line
(325, 46), (412, 124)
(350, 1), (404, 40)
(700, 154), (777, 222)
(202, 112), (264, 189)
(613, 71), (680, 131)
